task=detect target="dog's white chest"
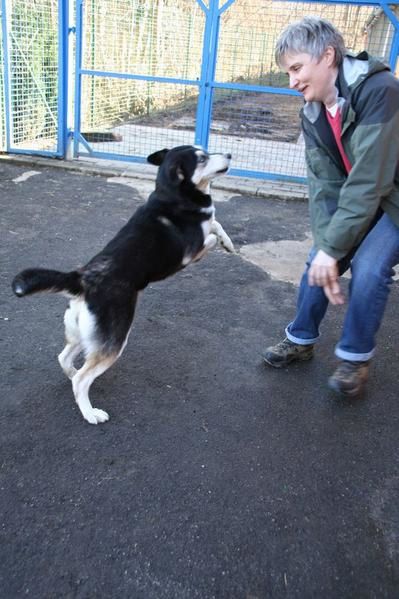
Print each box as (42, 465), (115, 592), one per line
(200, 205), (215, 238)
(181, 205), (215, 266)
(201, 217), (212, 239)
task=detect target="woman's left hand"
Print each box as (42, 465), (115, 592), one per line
(308, 249), (345, 305)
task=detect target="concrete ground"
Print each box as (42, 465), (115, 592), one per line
(1, 159), (399, 598)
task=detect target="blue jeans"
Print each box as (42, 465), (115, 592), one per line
(286, 213), (399, 361)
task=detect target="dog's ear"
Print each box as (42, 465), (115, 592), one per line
(169, 152), (197, 184)
(147, 148), (169, 166)
(166, 159), (187, 184)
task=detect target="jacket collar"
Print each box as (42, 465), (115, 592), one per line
(302, 51), (389, 124)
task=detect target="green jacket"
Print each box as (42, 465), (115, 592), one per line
(302, 52), (399, 260)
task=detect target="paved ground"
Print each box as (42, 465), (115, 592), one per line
(1, 160), (399, 598)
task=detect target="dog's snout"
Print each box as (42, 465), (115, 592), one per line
(225, 153), (232, 160)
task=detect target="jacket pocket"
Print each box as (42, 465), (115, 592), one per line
(306, 149), (345, 182)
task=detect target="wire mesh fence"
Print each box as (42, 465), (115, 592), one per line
(82, 0), (205, 80)
(79, 76), (199, 155)
(1, 0), (398, 181)
(2, 0), (60, 153)
(76, 0), (205, 157)
(76, 0), (398, 181)
(208, 0), (394, 179)
(0, 21), (6, 151)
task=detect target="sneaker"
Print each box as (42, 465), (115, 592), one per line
(263, 337), (314, 368)
(328, 360), (369, 397)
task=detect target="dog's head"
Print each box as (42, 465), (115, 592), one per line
(147, 145), (231, 192)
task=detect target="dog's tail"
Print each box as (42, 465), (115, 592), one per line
(12, 268), (83, 298)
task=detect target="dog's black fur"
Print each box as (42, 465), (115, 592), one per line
(12, 145), (234, 424)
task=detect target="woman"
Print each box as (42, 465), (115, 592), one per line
(263, 16), (399, 397)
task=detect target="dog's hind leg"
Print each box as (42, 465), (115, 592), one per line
(70, 293), (136, 424)
(58, 342), (82, 379)
(72, 352), (119, 424)
(58, 300), (83, 379)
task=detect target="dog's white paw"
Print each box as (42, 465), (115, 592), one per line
(220, 235), (235, 253)
(83, 408), (110, 425)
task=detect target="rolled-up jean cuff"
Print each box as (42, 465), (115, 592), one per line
(285, 324), (319, 345)
(335, 345), (375, 362)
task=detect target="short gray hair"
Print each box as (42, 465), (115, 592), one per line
(275, 16), (346, 68)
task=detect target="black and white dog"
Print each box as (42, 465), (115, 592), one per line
(12, 145), (234, 424)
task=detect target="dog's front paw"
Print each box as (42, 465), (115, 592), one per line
(220, 235), (235, 253)
(211, 220), (235, 253)
(83, 408), (110, 425)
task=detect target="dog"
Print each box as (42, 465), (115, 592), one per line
(12, 145), (234, 424)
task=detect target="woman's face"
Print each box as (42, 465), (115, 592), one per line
(281, 48), (338, 106)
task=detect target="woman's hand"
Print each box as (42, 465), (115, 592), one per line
(308, 249), (345, 305)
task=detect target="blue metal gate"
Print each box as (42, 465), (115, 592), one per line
(1, 0), (399, 181)
(72, 0), (399, 183)
(1, 0), (68, 157)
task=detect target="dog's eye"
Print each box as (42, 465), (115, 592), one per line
(197, 155), (207, 164)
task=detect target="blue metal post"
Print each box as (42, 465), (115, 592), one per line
(195, 0), (235, 149)
(199, 0), (221, 149)
(381, 2), (399, 70)
(389, 30), (399, 71)
(57, 0), (69, 157)
(388, 24), (399, 70)
(73, 0), (84, 157)
(1, 0), (11, 151)
(195, 0), (211, 147)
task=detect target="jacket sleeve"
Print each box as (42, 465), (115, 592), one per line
(304, 130), (346, 255)
(320, 80), (399, 259)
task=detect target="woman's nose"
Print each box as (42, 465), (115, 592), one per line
(289, 74), (297, 89)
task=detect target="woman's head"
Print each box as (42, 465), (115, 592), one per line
(275, 16), (346, 69)
(275, 17), (346, 105)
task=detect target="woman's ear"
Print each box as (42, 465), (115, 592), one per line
(324, 46), (336, 67)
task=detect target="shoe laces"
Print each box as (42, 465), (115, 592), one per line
(280, 338), (295, 349)
(280, 338), (311, 350)
(339, 360), (368, 374)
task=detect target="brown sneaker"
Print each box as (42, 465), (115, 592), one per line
(328, 360), (369, 397)
(263, 337), (314, 368)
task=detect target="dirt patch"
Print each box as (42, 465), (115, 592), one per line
(131, 91), (303, 143)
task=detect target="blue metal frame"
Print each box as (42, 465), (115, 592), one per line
(2, 0), (397, 179)
(1, 0), (68, 157)
(73, 0), (84, 158)
(58, 0), (69, 156)
(73, 0), (399, 182)
(195, 0), (219, 148)
(202, 0), (399, 182)
(73, 0), (208, 159)
(1, 0), (11, 153)
(380, 2), (399, 69)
